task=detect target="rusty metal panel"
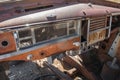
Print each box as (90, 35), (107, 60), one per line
(0, 3), (119, 28)
(0, 37), (80, 61)
(0, 32), (16, 54)
(88, 29), (106, 45)
(0, 0), (120, 25)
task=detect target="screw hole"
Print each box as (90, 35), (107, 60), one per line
(111, 48), (113, 50)
(1, 41), (9, 47)
(40, 52), (45, 56)
(88, 46), (90, 49)
(115, 41), (117, 44)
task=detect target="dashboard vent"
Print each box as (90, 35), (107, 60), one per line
(25, 5), (53, 12)
(90, 16), (107, 31)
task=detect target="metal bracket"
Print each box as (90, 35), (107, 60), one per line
(108, 32), (120, 57)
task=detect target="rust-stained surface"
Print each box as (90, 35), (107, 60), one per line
(0, 0), (67, 22)
(0, 32), (16, 54)
(0, 1), (120, 80)
(0, 3), (120, 28)
(0, 0), (119, 27)
(0, 3), (119, 62)
(88, 30), (106, 45)
(97, 27), (120, 62)
(100, 27), (119, 53)
(0, 37), (80, 61)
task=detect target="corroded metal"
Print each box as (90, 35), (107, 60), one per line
(0, 3), (120, 28)
(0, 32), (16, 54)
(0, 3), (120, 62)
(0, 37), (80, 61)
(88, 29), (106, 45)
(0, 0), (120, 25)
(0, 1), (120, 80)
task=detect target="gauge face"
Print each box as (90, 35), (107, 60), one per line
(34, 22), (68, 43)
(17, 20), (77, 49)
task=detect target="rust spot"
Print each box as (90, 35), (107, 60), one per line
(88, 30), (106, 45)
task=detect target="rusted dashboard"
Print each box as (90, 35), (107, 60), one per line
(0, 3), (120, 62)
(0, 32), (16, 54)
